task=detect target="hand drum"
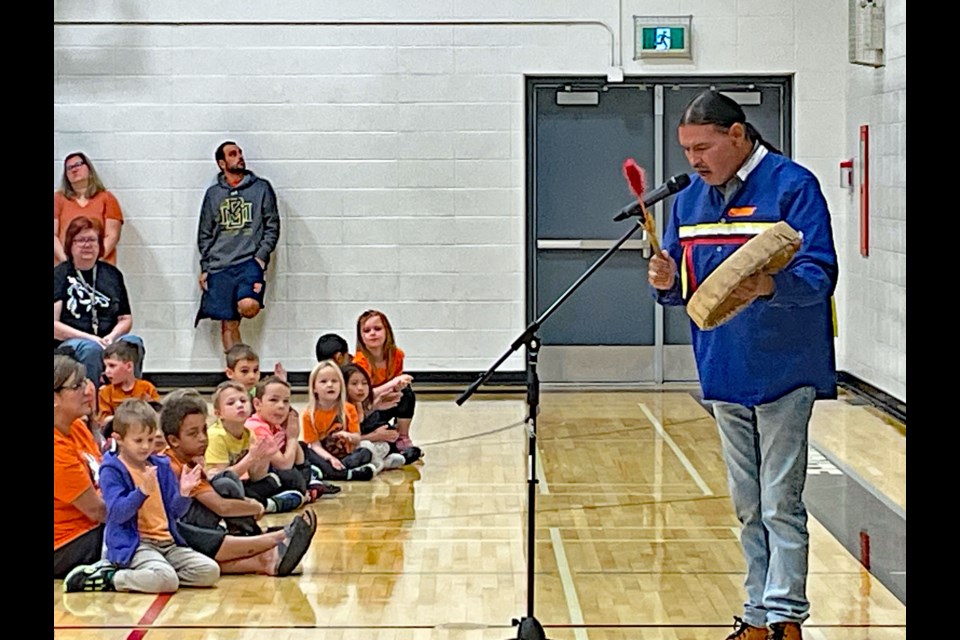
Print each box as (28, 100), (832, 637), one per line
(686, 221), (802, 330)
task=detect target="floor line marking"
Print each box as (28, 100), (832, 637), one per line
(125, 593), (172, 640)
(550, 527), (589, 640)
(639, 402), (713, 496)
(536, 444), (550, 495)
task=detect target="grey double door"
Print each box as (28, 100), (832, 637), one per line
(527, 77), (790, 384)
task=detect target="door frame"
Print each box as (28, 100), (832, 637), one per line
(525, 74), (793, 385)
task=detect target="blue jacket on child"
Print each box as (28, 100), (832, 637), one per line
(99, 452), (192, 567)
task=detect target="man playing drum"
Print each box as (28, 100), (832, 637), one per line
(648, 90), (839, 640)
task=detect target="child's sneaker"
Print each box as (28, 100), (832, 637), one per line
(306, 478), (342, 502)
(346, 464), (376, 481)
(383, 453), (406, 470)
(266, 490), (305, 513)
(401, 446), (423, 464)
(63, 563), (117, 593)
(319, 481), (341, 495)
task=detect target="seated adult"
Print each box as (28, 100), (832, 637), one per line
(54, 152), (124, 267)
(54, 216), (145, 388)
(54, 355), (107, 578)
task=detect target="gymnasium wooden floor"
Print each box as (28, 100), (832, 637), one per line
(53, 389), (906, 639)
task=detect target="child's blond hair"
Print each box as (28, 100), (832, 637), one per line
(212, 380), (248, 412)
(113, 398), (159, 437)
(305, 360), (347, 427)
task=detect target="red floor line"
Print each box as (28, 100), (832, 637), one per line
(125, 593), (172, 640)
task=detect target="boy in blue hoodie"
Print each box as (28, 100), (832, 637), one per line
(195, 141), (281, 353)
(63, 399), (220, 593)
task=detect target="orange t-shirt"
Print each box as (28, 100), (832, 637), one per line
(302, 404), (359, 458)
(54, 419), (104, 550)
(97, 380), (160, 422)
(353, 348), (405, 387)
(54, 190), (124, 266)
(119, 459), (173, 542)
(162, 448), (214, 498)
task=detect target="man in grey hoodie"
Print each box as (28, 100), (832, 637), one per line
(195, 142), (280, 353)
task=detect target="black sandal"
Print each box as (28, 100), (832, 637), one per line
(275, 510), (317, 577)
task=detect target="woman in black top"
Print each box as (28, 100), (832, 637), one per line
(54, 217), (144, 388)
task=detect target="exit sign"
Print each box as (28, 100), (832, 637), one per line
(641, 27), (685, 51)
(634, 15), (692, 59)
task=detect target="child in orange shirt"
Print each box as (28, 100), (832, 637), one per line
(64, 399), (220, 593)
(160, 389), (317, 577)
(97, 341), (160, 423)
(301, 361), (381, 481)
(354, 309), (419, 453)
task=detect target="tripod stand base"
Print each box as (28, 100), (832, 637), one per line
(510, 616), (547, 640)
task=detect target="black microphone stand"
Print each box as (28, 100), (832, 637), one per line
(456, 213), (653, 640)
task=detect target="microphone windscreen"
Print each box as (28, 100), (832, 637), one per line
(622, 158), (646, 200)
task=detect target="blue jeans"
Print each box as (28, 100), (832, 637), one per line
(61, 334), (145, 388)
(712, 385), (815, 627)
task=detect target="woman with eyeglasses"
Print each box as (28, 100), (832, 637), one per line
(54, 216), (145, 390)
(54, 152), (124, 267)
(54, 355), (108, 578)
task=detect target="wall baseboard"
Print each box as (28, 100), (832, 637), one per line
(145, 370), (527, 394)
(836, 371), (906, 425)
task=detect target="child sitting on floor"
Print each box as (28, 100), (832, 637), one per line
(353, 309), (420, 456)
(206, 381), (329, 510)
(246, 376), (328, 501)
(159, 389), (317, 577)
(301, 361), (385, 480)
(97, 340), (160, 423)
(63, 399), (220, 593)
(225, 342), (289, 397)
(318, 332), (404, 412)
(342, 363), (421, 466)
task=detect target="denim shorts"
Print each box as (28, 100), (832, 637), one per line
(195, 258), (265, 324)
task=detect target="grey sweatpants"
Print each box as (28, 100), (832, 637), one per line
(112, 538), (220, 593)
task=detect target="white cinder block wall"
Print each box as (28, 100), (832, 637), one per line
(54, 1), (904, 405)
(843, 0), (906, 402)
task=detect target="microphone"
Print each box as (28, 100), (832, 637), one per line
(613, 173), (692, 221)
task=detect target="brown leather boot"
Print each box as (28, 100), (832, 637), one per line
(724, 616), (767, 640)
(768, 622), (802, 640)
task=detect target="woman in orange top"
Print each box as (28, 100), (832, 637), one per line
(354, 309), (419, 454)
(54, 355), (107, 578)
(54, 152), (124, 266)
